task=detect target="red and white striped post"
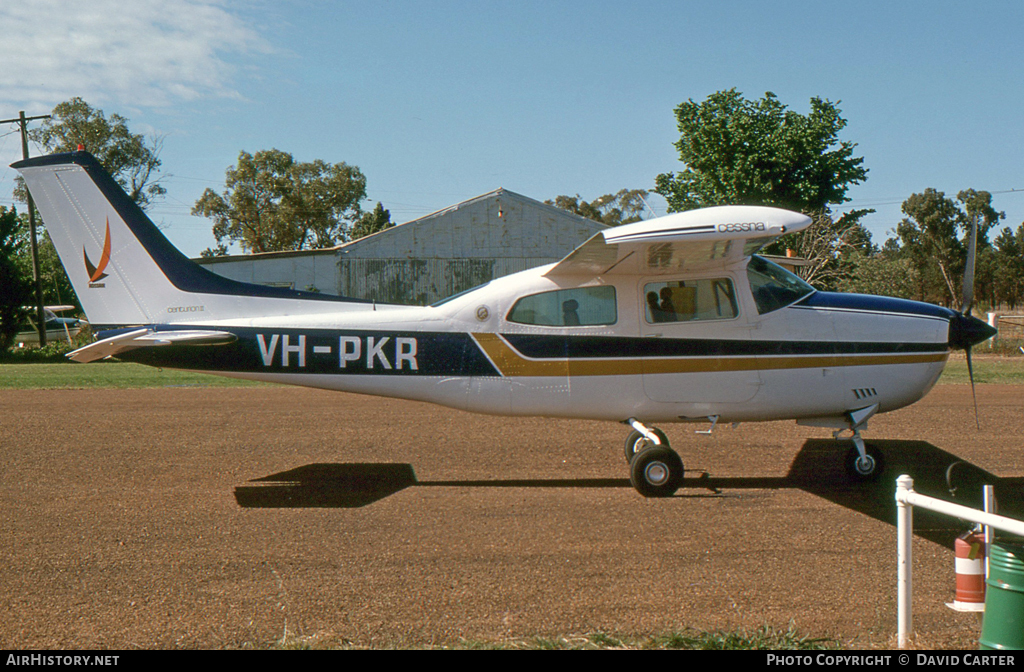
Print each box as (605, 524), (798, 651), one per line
(948, 530), (986, 611)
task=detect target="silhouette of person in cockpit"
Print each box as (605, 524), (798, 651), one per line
(659, 287), (677, 321)
(562, 299), (581, 326)
(647, 291), (665, 322)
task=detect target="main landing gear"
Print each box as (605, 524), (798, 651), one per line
(624, 418), (684, 498)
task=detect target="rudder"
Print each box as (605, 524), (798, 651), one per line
(14, 151), (359, 330)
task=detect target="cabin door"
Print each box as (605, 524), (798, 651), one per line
(639, 276), (761, 404)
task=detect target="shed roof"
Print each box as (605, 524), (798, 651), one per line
(195, 188), (604, 265)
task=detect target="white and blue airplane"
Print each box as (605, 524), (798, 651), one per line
(13, 151), (995, 497)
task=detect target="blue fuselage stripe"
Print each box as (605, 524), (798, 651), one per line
(110, 325), (949, 376)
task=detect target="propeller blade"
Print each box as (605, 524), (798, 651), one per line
(962, 212), (978, 316)
(965, 345), (980, 430)
(959, 210), (984, 430)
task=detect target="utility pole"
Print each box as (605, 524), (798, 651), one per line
(1, 111), (51, 346)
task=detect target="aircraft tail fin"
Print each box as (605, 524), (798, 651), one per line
(13, 152), (357, 329)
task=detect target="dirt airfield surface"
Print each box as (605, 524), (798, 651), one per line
(1, 382), (1022, 649)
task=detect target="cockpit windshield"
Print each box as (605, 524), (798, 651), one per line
(746, 255), (815, 314)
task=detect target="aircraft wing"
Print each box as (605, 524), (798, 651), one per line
(545, 205), (812, 277)
(68, 328), (237, 363)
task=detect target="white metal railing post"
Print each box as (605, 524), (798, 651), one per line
(896, 475), (914, 648)
(894, 474), (1024, 648)
(983, 484), (996, 579)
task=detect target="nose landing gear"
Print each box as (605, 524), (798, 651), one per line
(845, 430), (885, 481)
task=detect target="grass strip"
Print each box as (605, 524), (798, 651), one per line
(0, 361), (271, 389)
(273, 625), (841, 650)
(2, 355), (1023, 390)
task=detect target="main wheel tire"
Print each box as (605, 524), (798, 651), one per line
(846, 443), (885, 481)
(629, 445), (684, 498)
(624, 427), (670, 464)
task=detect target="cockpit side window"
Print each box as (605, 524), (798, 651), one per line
(507, 286), (617, 327)
(746, 255), (815, 314)
(644, 278), (738, 324)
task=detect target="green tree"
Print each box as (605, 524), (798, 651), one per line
(10, 222), (79, 311)
(992, 224), (1024, 309)
(12, 98), (164, 311)
(546, 189), (650, 226)
(0, 207), (33, 350)
(763, 209), (874, 290)
(654, 89), (868, 213)
(19, 97), (166, 210)
(653, 89), (871, 288)
(193, 149), (368, 254)
(349, 202), (394, 241)
(837, 243), (921, 300)
(895, 189), (1003, 307)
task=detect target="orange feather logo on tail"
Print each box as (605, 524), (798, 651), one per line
(84, 219), (111, 283)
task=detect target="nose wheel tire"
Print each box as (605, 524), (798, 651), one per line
(846, 443), (885, 481)
(624, 427), (670, 464)
(629, 445), (684, 498)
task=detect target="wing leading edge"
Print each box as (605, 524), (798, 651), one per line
(544, 205), (813, 277)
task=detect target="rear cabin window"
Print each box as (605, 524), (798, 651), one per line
(746, 255), (815, 314)
(644, 278), (738, 323)
(507, 286), (617, 327)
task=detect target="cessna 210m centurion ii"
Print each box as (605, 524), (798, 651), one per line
(14, 151), (996, 497)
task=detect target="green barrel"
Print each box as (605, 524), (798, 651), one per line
(980, 539), (1024, 650)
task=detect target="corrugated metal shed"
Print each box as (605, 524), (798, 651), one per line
(195, 188), (607, 305)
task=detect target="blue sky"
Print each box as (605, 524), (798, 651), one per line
(1, 0), (1022, 258)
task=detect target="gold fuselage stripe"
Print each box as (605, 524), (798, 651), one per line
(471, 333), (949, 377)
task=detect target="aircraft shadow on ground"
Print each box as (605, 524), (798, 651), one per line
(235, 463), (419, 509)
(783, 439), (1024, 547)
(234, 439), (1024, 547)
(233, 463), (623, 509)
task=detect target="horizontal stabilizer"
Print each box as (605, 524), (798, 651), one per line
(68, 329), (238, 363)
